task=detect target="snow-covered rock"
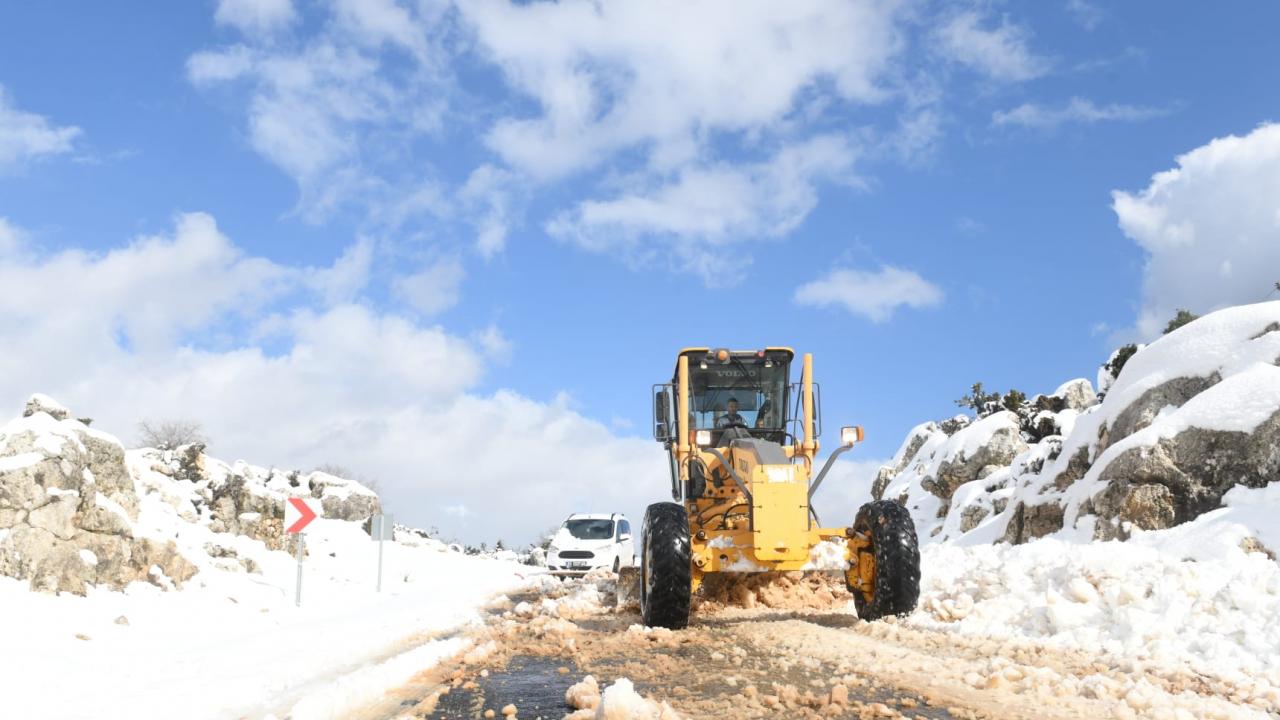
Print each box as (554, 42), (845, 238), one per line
(877, 301), (1280, 547)
(0, 396), (196, 594)
(0, 395), (384, 595)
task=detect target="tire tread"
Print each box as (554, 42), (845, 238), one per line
(849, 500), (921, 620)
(641, 502), (692, 629)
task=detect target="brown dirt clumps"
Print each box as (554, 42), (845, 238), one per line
(695, 571), (849, 612)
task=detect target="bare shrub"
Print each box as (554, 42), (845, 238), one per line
(314, 462), (380, 494)
(136, 419), (207, 450)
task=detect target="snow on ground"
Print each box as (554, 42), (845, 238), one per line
(0, 517), (534, 720)
(857, 302), (1280, 706)
(910, 504), (1280, 703)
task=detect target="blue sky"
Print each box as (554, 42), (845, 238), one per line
(1, 1), (1277, 543)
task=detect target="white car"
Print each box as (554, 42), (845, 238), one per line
(546, 513), (635, 577)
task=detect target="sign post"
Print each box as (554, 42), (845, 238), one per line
(373, 513), (393, 592)
(285, 497), (319, 607)
(294, 532), (305, 606)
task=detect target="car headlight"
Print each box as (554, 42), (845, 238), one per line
(547, 545), (559, 556)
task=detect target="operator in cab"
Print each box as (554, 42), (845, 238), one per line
(715, 397), (746, 429)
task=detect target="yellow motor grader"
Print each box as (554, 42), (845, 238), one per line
(640, 347), (920, 629)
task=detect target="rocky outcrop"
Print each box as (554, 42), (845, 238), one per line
(209, 474), (286, 550)
(309, 472), (380, 522)
(1103, 374), (1220, 449)
(926, 417), (1027, 503)
(872, 423), (940, 501)
(876, 302), (1280, 550)
(0, 397), (196, 595)
(1, 395), (385, 596)
(1054, 379), (1099, 412)
(1090, 411), (1280, 540)
(135, 447), (381, 552)
(1000, 502), (1065, 544)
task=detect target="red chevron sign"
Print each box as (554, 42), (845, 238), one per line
(285, 497), (318, 534)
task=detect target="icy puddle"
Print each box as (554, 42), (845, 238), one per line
(427, 655), (582, 718)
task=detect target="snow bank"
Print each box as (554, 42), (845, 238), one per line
(0, 517), (533, 719)
(914, 536), (1280, 683)
(0, 397), (537, 719)
(867, 302), (1280, 701)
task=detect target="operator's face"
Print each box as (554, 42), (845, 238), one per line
(727, 400), (739, 414)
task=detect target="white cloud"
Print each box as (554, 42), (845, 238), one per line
(794, 265), (943, 322)
(188, 10), (450, 220)
(187, 46), (255, 83)
(933, 10), (1049, 82)
(1066, 0), (1104, 31)
(0, 217), (24, 257)
(392, 256), (465, 316)
(1112, 123), (1280, 338)
(460, 164), (519, 259)
(215, 0), (297, 36)
(955, 216), (986, 235)
(547, 134), (860, 281)
(993, 97), (1167, 129)
(889, 107), (944, 165)
(0, 214), (664, 544)
(0, 86), (81, 171)
(306, 236), (374, 304)
(809, 457), (886, 524)
(471, 323), (513, 364)
(331, 0), (432, 59)
(460, 0), (905, 180)
(0, 212), (292, 354)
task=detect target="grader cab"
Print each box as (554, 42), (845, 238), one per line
(640, 347), (921, 629)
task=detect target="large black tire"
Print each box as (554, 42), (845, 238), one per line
(640, 502), (692, 629)
(849, 500), (921, 621)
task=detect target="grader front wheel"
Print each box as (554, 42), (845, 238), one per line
(848, 500), (921, 620)
(640, 502), (692, 629)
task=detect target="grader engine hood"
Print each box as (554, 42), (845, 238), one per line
(728, 439), (810, 563)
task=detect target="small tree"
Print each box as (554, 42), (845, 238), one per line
(136, 419), (207, 450)
(1163, 309), (1199, 335)
(494, 538), (506, 551)
(537, 525), (560, 550)
(1104, 343), (1140, 380)
(1002, 389), (1027, 414)
(956, 382), (1002, 417)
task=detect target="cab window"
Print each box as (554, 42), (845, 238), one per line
(687, 354), (789, 431)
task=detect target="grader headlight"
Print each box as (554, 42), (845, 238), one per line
(840, 425), (865, 447)
(695, 430), (712, 447)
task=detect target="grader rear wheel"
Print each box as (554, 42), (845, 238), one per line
(849, 500), (921, 620)
(640, 502), (692, 629)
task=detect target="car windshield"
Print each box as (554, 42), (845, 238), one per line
(688, 353), (790, 430)
(563, 518), (615, 540)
